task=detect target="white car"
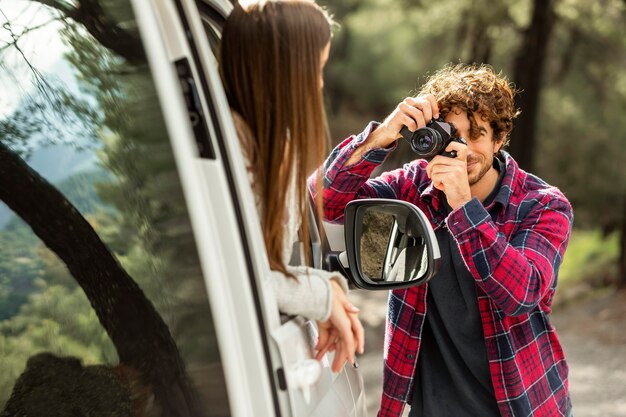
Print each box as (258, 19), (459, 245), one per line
(0, 1), (440, 416)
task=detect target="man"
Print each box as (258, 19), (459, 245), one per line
(313, 64), (573, 417)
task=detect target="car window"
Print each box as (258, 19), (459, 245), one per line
(198, 1), (227, 53)
(0, 1), (230, 416)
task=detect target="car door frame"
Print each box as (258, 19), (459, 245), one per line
(131, 0), (283, 416)
(133, 1), (370, 416)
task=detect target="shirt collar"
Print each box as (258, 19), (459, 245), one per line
(492, 151), (516, 209)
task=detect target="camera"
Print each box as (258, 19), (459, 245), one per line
(400, 117), (466, 160)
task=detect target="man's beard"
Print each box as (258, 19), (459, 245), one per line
(468, 155), (493, 186)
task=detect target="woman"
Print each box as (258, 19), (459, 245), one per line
(219, 0), (364, 372)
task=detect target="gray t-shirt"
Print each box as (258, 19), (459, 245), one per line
(409, 158), (505, 417)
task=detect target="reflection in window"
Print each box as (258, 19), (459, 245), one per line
(0, 1), (229, 416)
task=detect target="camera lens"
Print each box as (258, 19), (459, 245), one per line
(410, 128), (442, 159)
(417, 134), (434, 151)
(400, 118), (454, 160)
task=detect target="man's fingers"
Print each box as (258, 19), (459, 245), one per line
(408, 94), (439, 120)
(398, 98), (432, 131)
(385, 95), (441, 142)
(423, 94), (439, 119)
(406, 96), (433, 123)
(429, 157), (468, 179)
(398, 114), (419, 134)
(427, 147), (468, 178)
(444, 141), (468, 161)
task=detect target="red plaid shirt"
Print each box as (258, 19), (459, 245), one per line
(312, 123), (574, 417)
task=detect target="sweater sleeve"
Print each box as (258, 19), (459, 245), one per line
(269, 267), (349, 321)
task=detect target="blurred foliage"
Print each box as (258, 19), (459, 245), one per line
(0, 225), (41, 320)
(559, 230), (619, 285)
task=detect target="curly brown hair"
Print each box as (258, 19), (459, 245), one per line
(418, 64), (520, 149)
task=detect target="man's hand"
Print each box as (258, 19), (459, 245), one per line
(373, 94), (440, 147)
(426, 141), (472, 210)
(315, 280), (365, 373)
(345, 94), (439, 166)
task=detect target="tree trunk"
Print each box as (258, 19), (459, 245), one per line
(509, 0), (557, 172)
(467, 20), (492, 65)
(32, 0), (146, 64)
(0, 141), (198, 417)
(551, 26), (581, 86)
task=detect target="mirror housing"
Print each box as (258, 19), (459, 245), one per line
(342, 199), (440, 290)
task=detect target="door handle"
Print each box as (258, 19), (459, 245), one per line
(288, 359), (322, 404)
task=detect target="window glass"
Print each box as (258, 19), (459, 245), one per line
(199, 8), (224, 52)
(0, 1), (230, 416)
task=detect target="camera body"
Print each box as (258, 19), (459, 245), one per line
(400, 117), (466, 160)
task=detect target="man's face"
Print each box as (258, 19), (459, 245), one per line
(444, 107), (503, 186)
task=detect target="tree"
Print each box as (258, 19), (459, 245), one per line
(28, 0), (146, 64)
(0, 141), (200, 417)
(509, 0), (557, 171)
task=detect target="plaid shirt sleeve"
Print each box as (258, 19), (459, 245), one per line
(309, 122), (400, 222)
(446, 193), (573, 316)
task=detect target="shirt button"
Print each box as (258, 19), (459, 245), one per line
(407, 354), (413, 359)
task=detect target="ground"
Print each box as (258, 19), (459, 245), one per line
(352, 287), (626, 417)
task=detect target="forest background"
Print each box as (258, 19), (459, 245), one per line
(316, 1), (626, 415)
(318, 0), (626, 295)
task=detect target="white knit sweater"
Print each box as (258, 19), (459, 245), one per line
(233, 112), (348, 321)
(266, 187), (349, 321)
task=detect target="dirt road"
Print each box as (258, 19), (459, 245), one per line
(352, 288), (626, 417)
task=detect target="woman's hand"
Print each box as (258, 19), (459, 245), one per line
(315, 280), (365, 373)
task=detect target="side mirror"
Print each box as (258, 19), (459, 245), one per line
(343, 199), (440, 290)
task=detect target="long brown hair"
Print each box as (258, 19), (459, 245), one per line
(219, 0), (332, 275)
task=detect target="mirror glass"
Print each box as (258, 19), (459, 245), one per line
(358, 206), (429, 284)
